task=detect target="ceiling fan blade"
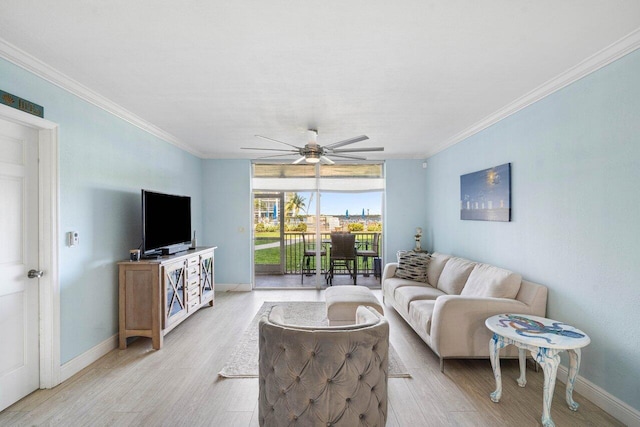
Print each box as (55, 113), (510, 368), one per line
(256, 153), (301, 160)
(241, 147), (298, 153)
(332, 147), (384, 153)
(292, 156), (307, 164)
(255, 135), (301, 149)
(327, 153), (368, 161)
(324, 135), (369, 150)
(320, 156), (335, 165)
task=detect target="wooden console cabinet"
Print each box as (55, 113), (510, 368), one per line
(118, 246), (216, 350)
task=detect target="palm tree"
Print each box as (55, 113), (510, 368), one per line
(285, 193), (306, 223)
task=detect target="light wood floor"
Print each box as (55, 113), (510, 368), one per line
(255, 272), (381, 288)
(1, 290), (623, 426)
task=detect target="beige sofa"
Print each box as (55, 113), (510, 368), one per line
(382, 252), (548, 371)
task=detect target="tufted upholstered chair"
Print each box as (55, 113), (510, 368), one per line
(259, 305), (389, 427)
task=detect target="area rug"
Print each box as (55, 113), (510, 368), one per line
(218, 301), (411, 378)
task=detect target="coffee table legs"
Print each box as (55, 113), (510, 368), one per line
(489, 333), (506, 402)
(489, 335), (580, 427)
(565, 348), (582, 411)
(535, 347), (582, 426)
(535, 348), (561, 427)
(489, 335), (534, 402)
(517, 348), (527, 387)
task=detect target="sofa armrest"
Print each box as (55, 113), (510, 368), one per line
(429, 295), (532, 358)
(382, 263), (398, 283)
(381, 263), (398, 303)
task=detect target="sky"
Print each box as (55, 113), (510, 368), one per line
(300, 191), (382, 216)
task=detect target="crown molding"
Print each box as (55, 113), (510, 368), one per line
(425, 28), (640, 158)
(0, 38), (204, 158)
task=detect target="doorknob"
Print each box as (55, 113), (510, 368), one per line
(28, 269), (44, 279)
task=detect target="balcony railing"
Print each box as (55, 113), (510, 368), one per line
(278, 232), (381, 276)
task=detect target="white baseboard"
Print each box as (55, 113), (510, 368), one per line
(59, 334), (118, 383)
(216, 283), (252, 292)
(557, 365), (640, 426)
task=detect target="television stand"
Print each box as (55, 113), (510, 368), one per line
(118, 246), (216, 350)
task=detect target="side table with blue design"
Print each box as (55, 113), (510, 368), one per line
(485, 314), (591, 427)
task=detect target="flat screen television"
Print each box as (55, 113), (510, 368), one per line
(142, 190), (192, 255)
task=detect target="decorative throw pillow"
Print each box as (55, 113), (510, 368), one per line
(396, 250), (408, 262)
(461, 263), (522, 299)
(395, 252), (431, 283)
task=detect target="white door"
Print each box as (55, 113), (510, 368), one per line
(0, 118), (40, 411)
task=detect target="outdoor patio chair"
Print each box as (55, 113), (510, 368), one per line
(326, 232), (357, 285)
(300, 233), (326, 283)
(356, 233), (380, 279)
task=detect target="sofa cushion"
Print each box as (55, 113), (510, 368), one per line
(408, 300), (436, 335)
(385, 277), (428, 298)
(427, 252), (452, 287)
(436, 257), (476, 295)
(461, 263), (522, 299)
(395, 251), (431, 283)
(394, 285), (445, 313)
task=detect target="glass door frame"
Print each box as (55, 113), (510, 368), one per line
(251, 162), (384, 289)
(253, 192), (285, 275)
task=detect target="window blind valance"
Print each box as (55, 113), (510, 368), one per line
(252, 162), (384, 191)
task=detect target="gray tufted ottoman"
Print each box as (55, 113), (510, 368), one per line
(325, 285), (384, 325)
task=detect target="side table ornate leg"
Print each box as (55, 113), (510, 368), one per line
(535, 347), (561, 427)
(517, 348), (527, 387)
(489, 333), (506, 403)
(565, 348), (581, 411)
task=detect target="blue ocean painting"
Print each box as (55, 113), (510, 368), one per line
(460, 163), (511, 222)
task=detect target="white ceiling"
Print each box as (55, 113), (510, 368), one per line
(1, 1), (640, 160)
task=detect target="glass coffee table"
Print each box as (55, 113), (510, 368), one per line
(485, 314), (590, 427)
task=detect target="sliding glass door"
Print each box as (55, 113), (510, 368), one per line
(252, 162), (384, 289)
(253, 192), (284, 275)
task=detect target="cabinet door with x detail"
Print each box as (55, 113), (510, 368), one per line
(163, 260), (187, 328)
(200, 251), (215, 307)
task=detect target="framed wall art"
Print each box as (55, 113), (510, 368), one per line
(460, 163), (511, 222)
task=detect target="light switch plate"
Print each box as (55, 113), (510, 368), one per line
(68, 231), (79, 247)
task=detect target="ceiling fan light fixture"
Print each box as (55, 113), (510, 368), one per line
(305, 152), (320, 163)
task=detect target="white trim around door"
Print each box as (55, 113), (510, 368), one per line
(0, 103), (60, 389)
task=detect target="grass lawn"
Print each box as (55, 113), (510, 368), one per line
(255, 242), (305, 271)
(255, 231), (281, 245)
(255, 237), (280, 244)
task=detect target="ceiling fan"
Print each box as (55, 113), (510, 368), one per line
(242, 129), (384, 164)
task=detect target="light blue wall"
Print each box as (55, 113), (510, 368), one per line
(1, 58), (204, 364)
(424, 50), (640, 409)
(200, 159), (427, 285)
(202, 159), (253, 285)
(384, 160), (429, 262)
